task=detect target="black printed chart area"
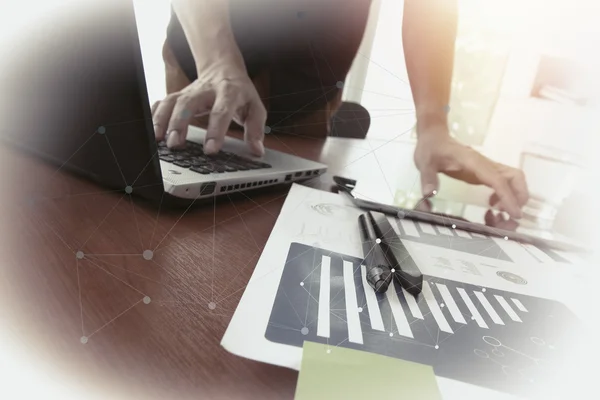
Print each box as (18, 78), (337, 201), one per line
(265, 243), (586, 398)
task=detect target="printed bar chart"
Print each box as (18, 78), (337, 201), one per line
(266, 243), (585, 399)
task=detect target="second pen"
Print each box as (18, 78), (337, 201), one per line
(358, 213), (393, 293)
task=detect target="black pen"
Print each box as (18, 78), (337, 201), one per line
(358, 213), (392, 293)
(368, 211), (423, 296)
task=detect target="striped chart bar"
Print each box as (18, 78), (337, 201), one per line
(522, 244), (555, 263)
(402, 287), (423, 319)
(493, 237), (535, 264)
(316, 255), (331, 338)
(436, 283), (467, 324)
(422, 281), (453, 333)
(495, 295), (522, 322)
(343, 261), (364, 344)
(511, 298), (528, 312)
(454, 229), (472, 239)
(386, 280), (414, 338)
(475, 291), (505, 325)
(555, 250), (582, 264)
(457, 288), (488, 329)
(436, 226), (455, 236)
(399, 219), (420, 237)
(360, 265), (385, 331)
(419, 222), (437, 235)
(387, 216), (401, 235)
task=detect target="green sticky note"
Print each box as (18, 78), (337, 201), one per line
(295, 342), (442, 400)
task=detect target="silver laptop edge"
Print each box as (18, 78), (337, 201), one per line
(160, 126), (327, 199)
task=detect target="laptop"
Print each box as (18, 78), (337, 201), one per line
(0, 0), (326, 206)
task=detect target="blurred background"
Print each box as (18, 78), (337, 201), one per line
(342, 0), (600, 249)
(352, 0), (600, 145)
(0, 0), (599, 397)
(125, 0), (600, 248)
(1, 0), (598, 247)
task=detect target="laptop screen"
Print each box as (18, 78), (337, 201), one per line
(0, 0), (163, 201)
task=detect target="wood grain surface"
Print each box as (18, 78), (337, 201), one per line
(0, 133), (417, 399)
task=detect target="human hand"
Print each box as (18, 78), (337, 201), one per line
(152, 58), (266, 156)
(484, 209), (519, 231)
(413, 123), (529, 218)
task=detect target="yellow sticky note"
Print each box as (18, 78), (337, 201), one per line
(295, 341), (442, 400)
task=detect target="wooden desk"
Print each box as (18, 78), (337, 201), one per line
(0, 135), (417, 399)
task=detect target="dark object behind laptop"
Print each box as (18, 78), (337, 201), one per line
(0, 0), (170, 205)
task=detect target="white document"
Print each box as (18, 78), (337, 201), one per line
(221, 185), (365, 370)
(221, 184), (597, 400)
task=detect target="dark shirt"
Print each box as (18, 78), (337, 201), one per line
(166, 0), (371, 128)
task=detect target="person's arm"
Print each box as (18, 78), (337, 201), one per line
(171, 0), (244, 73)
(402, 0), (457, 134)
(402, 0), (528, 218)
(154, 0), (266, 155)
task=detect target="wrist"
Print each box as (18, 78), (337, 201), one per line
(172, 0), (244, 72)
(415, 111), (449, 138)
(193, 37), (245, 73)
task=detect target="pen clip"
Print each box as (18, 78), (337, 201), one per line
(333, 176), (356, 195)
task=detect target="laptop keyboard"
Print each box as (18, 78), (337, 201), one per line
(157, 141), (272, 175)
